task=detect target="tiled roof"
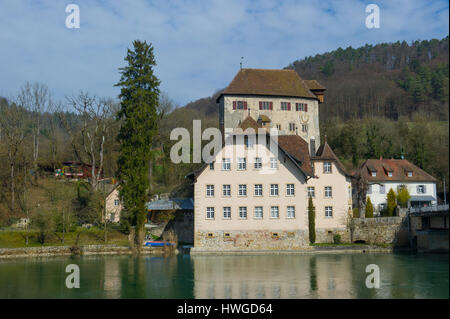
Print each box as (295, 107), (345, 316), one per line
(218, 68), (320, 101)
(355, 158), (438, 183)
(304, 80), (326, 91)
(277, 135), (313, 176)
(239, 116), (261, 131)
(312, 139), (350, 176)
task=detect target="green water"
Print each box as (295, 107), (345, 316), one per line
(0, 253), (448, 299)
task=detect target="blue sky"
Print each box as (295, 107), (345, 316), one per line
(0, 0), (448, 106)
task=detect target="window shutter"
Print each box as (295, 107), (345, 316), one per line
(233, 101), (236, 110)
(259, 101), (262, 110)
(423, 185), (426, 193)
(244, 101), (247, 110)
(269, 102), (273, 110)
(287, 102), (291, 111)
(416, 185), (420, 193)
(296, 103), (299, 111)
(305, 103), (308, 112)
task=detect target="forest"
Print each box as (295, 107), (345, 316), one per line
(0, 36), (448, 229)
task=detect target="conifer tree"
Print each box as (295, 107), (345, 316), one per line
(365, 196), (374, 218)
(387, 188), (397, 216)
(308, 196), (316, 244)
(115, 40), (160, 248)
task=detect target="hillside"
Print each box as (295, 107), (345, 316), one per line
(162, 36), (449, 132)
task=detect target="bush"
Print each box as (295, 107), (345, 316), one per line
(387, 188), (397, 216)
(31, 210), (56, 244)
(352, 208), (359, 218)
(365, 197), (374, 218)
(333, 234), (342, 244)
(397, 187), (411, 208)
(118, 219), (131, 235)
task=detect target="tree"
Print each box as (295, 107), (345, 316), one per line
(0, 101), (27, 212)
(32, 209), (55, 244)
(308, 196), (316, 244)
(16, 82), (50, 182)
(365, 196), (374, 218)
(387, 188), (397, 216)
(397, 187), (411, 208)
(66, 92), (113, 190)
(115, 40), (161, 248)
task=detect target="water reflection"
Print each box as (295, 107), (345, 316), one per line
(191, 254), (449, 299)
(0, 253), (447, 299)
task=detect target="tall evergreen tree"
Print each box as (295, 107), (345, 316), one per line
(308, 196), (316, 244)
(115, 40), (160, 247)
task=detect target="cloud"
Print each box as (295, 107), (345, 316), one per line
(0, 0), (448, 106)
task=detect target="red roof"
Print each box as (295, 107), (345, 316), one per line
(355, 158), (438, 183)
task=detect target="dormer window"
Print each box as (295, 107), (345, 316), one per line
(407, 171), (413, 177)
(388, 171), (393, 177)
(371, 171), (377, 177)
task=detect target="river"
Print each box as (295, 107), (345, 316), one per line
(0, 252), (448, 298)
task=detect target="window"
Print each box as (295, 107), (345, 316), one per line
(281, 102), (290, 111)
(239, 184), (247, 196)
(296, 103), (308, 111)
(114, 199), (119, 206)
(417, 185), (426, 194)
(270, 184), (279, 196)
(260, 101), (271, 110)
(239, 207), (247, 219)
(223, 207), (231, 219)
(233, 101), (246, 110)
(238, 157), (247, 170)
(325, 206), (333, 217)
(388, 171), (393, 177)
(271, 206), (279, 218)
(209, 162), (214, 170)
(407, 171), (413, 177)
(307, 187), (315, 198)
(254, 206), (263, 219)
(323, 162), (332, 173)
(276, 124), (281, 130)
(110, 213), (115, 221)
(289, 123), (296, 131)
(223, 185), (231, 197)
(286, 184), (295, 196)
(301, 124), (308, 133)
(254, 184), (263, 196)
(244, 136), (254, 149)
(254, 157), (262, 169)
(371, 171), (377, 177)
(287, 206), (295, 218)
(367, 185), (372, 194)
(206, 207), (215, 219)
(324, 186), (332, 198)
(270, 157), (278, 169)
(380, 184), (385, 194)
(222, 158), (231, 170)
(206, 185), (214, 197)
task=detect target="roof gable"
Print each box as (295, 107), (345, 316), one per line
(218, 68), (321, 101)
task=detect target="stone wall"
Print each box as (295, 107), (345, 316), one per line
(0, 245), (167, 259)
(193, 229), (309, 251)
(351, 217), (409, 246)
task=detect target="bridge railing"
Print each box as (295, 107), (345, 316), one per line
(408, 204), (449, 214)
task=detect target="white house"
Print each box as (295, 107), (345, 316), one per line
(355, 158), (438, 213)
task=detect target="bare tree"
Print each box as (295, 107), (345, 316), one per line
(0, 101), (27, 212)
(65, 92), (113, 189)
(16, 82), (50, 181)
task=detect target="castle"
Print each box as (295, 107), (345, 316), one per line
(190, 68), (352, 251)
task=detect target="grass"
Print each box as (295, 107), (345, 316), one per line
(0, 227), (130, 249)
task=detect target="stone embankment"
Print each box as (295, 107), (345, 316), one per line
(0, 245), (174, 259)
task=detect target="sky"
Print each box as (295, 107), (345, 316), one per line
(0, 0), (448, 107)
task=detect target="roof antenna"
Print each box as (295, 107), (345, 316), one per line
(240, 57), (244, 69)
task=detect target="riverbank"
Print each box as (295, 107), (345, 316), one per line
(0, 244), (175, 259)
(190, 245), (395, 255)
